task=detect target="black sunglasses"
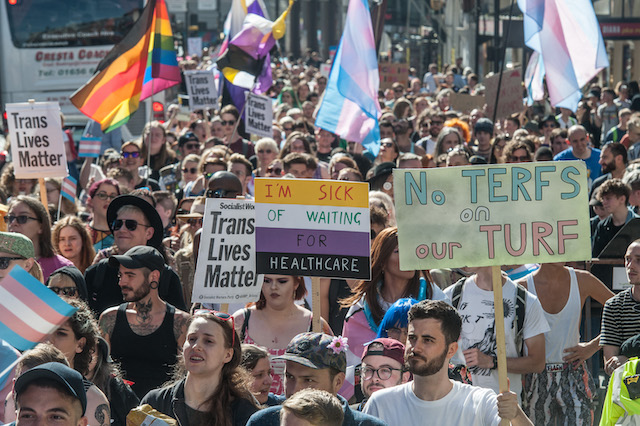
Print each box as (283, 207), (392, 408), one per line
(0, 256), (24, 269)
(112, 219), (152, 232)
(206, 188), (237, 198)
(185, 143), (200, 150)
(4, 215), (40, 225)
(221, 120), (236, 126)
(49, 286), (78, 297)
(182, 167), (198, 174)
(187, 218), (203, 226)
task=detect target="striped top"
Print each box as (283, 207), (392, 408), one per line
(601, 288), (640, 348)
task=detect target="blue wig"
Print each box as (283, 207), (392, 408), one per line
(377, 298), (419, 338)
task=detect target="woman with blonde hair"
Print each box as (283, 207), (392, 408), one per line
(140, 120), (178, 180)
(52, 216), (96, 274)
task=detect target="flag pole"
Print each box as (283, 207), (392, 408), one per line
(146, 79), (154, 188)
(56, 189), (63, 222)
(490, 0), (516, 125)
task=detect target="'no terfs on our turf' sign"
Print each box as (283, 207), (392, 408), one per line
(255, 178), (371, 280)
(394, 161), (592, 270)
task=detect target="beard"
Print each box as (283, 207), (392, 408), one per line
(601, 161), (615, 174)
(407, 346), (448, 377)
(122, 278), (151, 302)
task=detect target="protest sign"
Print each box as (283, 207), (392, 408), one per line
(450, 93), (486, 114)
(484, 69), (524, 120)
(5, 102), (68, 179)
(320, 63), (332, 77)
(379, 62), (409, 90)
(192, 198), (262, 304)
(245, 93), (273, 138)
(184, 70), (218, 111)
(395, 161), (591, 270)
(187, 37), (203, 57)
(255, 178), (371, 279)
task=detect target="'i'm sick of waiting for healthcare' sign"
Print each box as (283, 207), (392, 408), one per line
(394, 161), (591, 270)
(254, 178), (371, 280)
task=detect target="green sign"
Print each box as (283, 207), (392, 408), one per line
(395, 161), (591, 270)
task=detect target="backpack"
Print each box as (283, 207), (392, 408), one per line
(450, 277), (527, 355)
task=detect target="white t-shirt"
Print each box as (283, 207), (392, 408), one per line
(443, 276), (549, 399)
(363, 381), (501, 425)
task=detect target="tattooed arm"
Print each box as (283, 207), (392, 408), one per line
(98, 307), (118, 346)
(173, 310), (191, 348)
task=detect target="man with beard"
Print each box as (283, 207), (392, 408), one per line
(98, 246), (190, 398)
(363, 300), (533, 425)
(589, 142), (628, 213)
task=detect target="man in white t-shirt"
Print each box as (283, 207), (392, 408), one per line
(443, 267), (549, 401)
(363, 300), (533, 426)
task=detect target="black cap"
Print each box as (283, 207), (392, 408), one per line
(539, 115), (559, 129)
(178, 132), (199, 147)
(474, 118), (494, 135)
(108, 245), (164, 272)
(15, 362), (87, 415)
(107, 195), (164, 248)
(367, 162), (396, 182)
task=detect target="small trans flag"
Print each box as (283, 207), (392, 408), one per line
(61, 176), (77, 202)
(78, 136), (102, 157)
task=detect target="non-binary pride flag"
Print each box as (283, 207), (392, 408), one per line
(0, 265), (77, 351)
(315, 0), (381, 155)
(518, 0), (608, 111)
(78, 136), (102, 157)
(61, 176), (77, 202)
(70, 0), (181, 132)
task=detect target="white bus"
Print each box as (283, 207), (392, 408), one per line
(0, 0), (144, 128)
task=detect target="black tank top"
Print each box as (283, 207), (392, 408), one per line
(110, 303), (178, 399)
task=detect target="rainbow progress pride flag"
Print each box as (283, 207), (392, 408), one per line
(70, 0), (181, 133)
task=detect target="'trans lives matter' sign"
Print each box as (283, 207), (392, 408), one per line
(245, 93), (273, 138)
(5, 102), (68, 179)
(192, 198), (262, 303)
(395, 161), (591, 270)
(255, 178), (371, 279)
(184, 70), (218, 111)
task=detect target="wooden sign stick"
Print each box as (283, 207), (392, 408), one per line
(312, 277), (322, 332)
(491, 265), (509, 426)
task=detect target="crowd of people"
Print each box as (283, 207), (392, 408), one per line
(4, 51), (640, 426)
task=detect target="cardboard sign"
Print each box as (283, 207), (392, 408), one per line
(484, 70), (524, 120)
(379, 62), (409, 90)
(245, 93), (273, 138)
(395, 161), (591, 270)
(450, 93), (486, 114)
(192, 198), (263, 303)
(184, 70), (218, 111)
(255, 178), (371, 279)
(5, 102), (68, 179)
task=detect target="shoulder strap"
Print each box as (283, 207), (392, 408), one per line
(242, 141), (249, 157)
(450, 277), (467, 309)
(514, 283), (527, 355)
(240, 308), (251, 341)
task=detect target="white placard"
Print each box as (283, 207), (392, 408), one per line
(245, 92), (273, 138)
(187, 37), (203, 57)
(198, 0), (216, 10)
(613, 266), (631, 291)
(5, 102), (68, 179)
(184, 70), (219, 111)
(320, 63), (332, 77)
(192, 198), (263, 303)
(166, 0), (187, 12)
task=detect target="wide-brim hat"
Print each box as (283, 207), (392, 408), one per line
(176, 196), (206, 220)
(106, 195), (164, 248)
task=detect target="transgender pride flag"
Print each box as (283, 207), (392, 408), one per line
(518, 0), (608, 111)
(61, 176), (77, 202)
(0, 265), (77, 351)
(314, 0), (381, 155)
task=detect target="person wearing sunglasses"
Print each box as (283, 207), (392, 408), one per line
(86, 178), (120, 252)
(158, 134), (202, 194)
(119, 141), (161, 191)
(7, 196), (73, 282)
(46, 266), (89, 302)
(254, 138), (279, 178)
(98, 245), (190, 399)
(0, 231), (40, 282)
(220, 105), (256, 158)
(205, 171), (242, 200)
(85, 195), (186, 315)
(141, 310), (259, 425)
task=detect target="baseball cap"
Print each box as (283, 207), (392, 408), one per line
(474, 118), (494, 135)
(0, 231), (34, 259)
(14, 362), (87, 415)
(361, 338), (405, 367)
(178, 132), (199, 147)
(108, 245), (164, 272)
(275, 333), (347, 373)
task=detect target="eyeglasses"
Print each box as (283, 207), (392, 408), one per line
(283, 127), (293, 132)
(204, 172), (215, 180)
(94, 192), (117, 201)
(49, 286), (78, 297)
(267, 166), (282, 175)
(258, 149), (273, 154)
(187, 218), (203, 226)
(194, 309), (236, 346)
(185, 143), (200, 150)
(121, 151), (140, 158)
(381, 142), (394, 148)
(361, 366), (403, 381)
(221, 120), (236, 126)
(4, 215), (39, 225)
(206, 188), (238, 198)
(421, 123), (430, 128)
(0, 256), (24, 269)
(182, 167), (198, 174)
(112, 219), (152, 232)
